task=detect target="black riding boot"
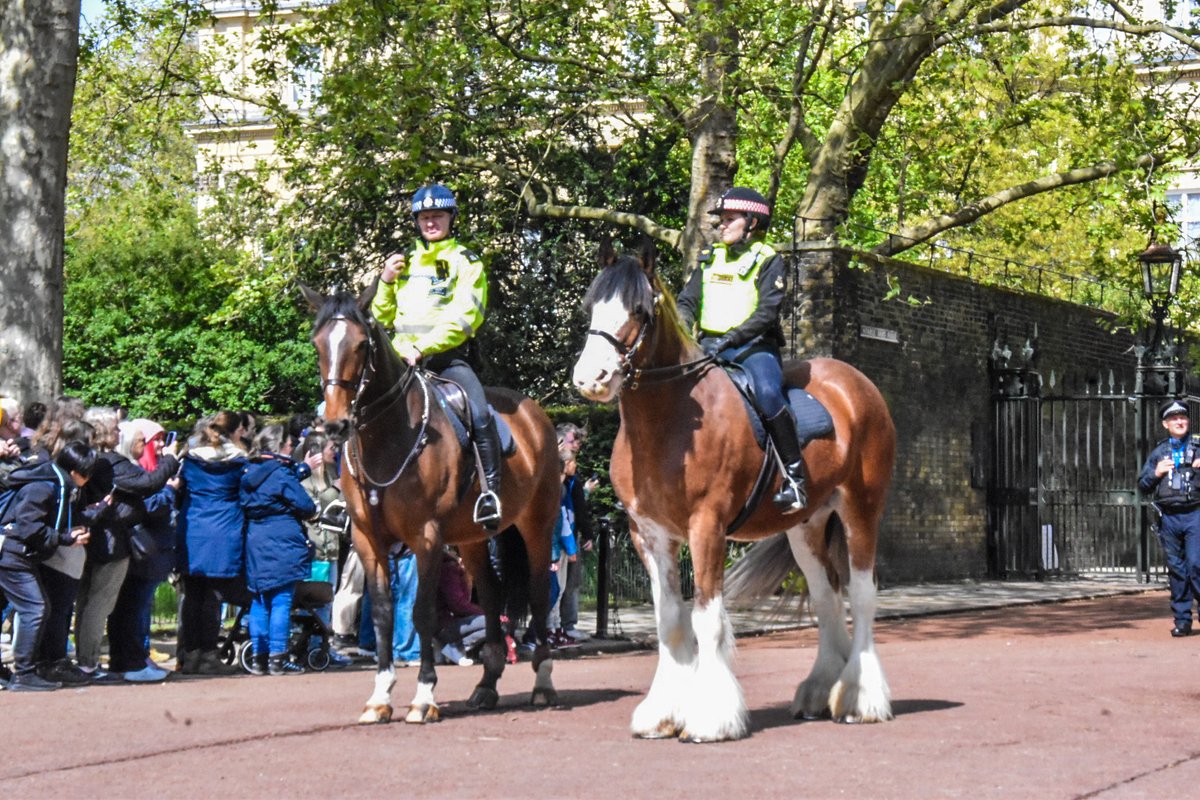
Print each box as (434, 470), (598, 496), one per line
(765, 409), (808, 511)
(474, 418), (503, 531)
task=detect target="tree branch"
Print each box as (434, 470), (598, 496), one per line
(439, 152), (683, 249)
(873, 153), (1158, 256)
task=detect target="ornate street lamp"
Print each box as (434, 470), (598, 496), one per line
(1134, 221), (1185, 396)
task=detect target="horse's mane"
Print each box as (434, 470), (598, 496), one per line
(582, 254), (694, 345)
(312, 290), (372, 335)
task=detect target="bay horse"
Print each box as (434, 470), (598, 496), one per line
(571, 245), (896, 742)
(302, 282), (562, 724)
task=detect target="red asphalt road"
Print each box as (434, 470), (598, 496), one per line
(1, 590), (1196, 799)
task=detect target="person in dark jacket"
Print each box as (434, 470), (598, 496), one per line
(0, 442), (98, 691)
(241, 424), (321, 676)
(1138, 399), (1200, 637)
(105, 420), (180, 682)
(434, 547), (486, 666)
(175, 411), (247, 676)
(74, 408), (178, 683)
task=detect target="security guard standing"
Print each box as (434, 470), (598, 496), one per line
(1138, 399), (1200, 636)
(372, 184), (502, 530)
(676, 187), (806, 511)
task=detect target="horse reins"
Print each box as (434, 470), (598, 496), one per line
(586, 293), (715, 392)
(321, 314), (432, 505)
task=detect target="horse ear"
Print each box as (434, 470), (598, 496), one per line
(358, 276), (379, 312)
(636, 236), (658, 277)
(298, 282), (325, 313)
(598, 235), (616, 267)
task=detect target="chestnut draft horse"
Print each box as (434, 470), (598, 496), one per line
(571, 246), (896, 742)
(302, 283), (562, 725)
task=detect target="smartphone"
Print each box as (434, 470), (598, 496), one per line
(163, 430), (177, 447)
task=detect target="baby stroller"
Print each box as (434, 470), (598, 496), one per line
(217, 580), (336, 672)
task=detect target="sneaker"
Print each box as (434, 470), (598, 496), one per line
(40, 659), (92, 686)
(148, 648), (171, 664)
(327, 650), (353, 669)
(268, 655), (305, 676)
(82, 667), (126, 685)
(0, 662), (12, 689)
(124, 665), (169, 683)
(564, 628), (591, 642)
(10, 672), (61, 692)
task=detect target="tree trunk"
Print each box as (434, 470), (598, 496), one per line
(0, 0), (80, 405)
(681, 2), (738, 275)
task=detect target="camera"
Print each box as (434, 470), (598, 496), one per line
(163, 430), (177, 447)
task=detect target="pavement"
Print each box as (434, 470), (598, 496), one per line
(1, 572), (1168, 667)
(564, 571), (1167, 655)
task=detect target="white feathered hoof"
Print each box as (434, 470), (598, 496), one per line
(830, 680), (893, 724)
(630, 698), (682, 739)
(404, 702), (441, 724)
(529, 686), (558, 707)
(631, 719), (681, 740)
(357, 704), (393, 725)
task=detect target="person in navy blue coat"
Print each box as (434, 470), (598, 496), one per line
(175, 411), (247, 675)
(1139, 399), (1200, 637)
(241, 424), (321, 675)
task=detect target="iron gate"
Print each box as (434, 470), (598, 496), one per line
(989, 370), (1185, 579)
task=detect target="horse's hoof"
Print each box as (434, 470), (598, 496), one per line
(678, 731), (720, 744)
(529, 688), (558, 707)
(633, 721), (679, 740)
(357, 704), (393, 724)
(466, 686), (499, 711)
(405, 703), (441, 724)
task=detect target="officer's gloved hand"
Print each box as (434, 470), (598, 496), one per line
(701, 336), (731, 357)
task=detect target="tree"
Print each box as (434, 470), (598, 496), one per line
(255, 1), (1200, 270)
(62, 1), (316, 418)
(0, 0), (81, 405)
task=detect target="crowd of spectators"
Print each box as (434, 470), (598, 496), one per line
(0, 396), (596, 692)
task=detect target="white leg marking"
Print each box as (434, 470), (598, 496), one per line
(367, 665), (396, 707)
(630, 516), (693, 739)
(533, 658), (555, 696)
(411, 680), (436, 709)
(787, 518), (851, 720)
(831, 566), (893, 723)
(682, 596), (747, 741)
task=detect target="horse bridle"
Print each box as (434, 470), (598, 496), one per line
(585, 292), (715, 392)
(318, 314), (431, 499)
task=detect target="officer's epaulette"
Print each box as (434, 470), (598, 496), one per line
(1189, 433), (1200, 445)
(460, 248), (481, 262)
(697, 246), (713, 263)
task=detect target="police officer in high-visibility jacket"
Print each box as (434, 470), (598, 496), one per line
(676, 187), (806, 511)
(371, 184), (502, 530)
(1139, 399), (1200, 637)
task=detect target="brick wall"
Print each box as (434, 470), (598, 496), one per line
(787, 244), (1140, 582)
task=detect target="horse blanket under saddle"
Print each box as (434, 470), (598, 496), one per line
(427, 376), (517, 457)
(723, 365), (835, 447)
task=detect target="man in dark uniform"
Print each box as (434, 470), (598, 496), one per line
(676, 186), (806, 511)
(1138, 399), (1200, 637)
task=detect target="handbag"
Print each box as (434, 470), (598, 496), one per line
(128, 523), (158, 564)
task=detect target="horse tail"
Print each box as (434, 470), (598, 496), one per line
(724, 532), (800, 606)
(824, 514), (849, 594)
(490, 525), (531, 630)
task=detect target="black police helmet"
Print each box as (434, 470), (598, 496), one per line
(710, 187), (771, 231)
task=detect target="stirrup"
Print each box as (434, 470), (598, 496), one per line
(473, 490), (502, 530)
(772, 476), (807, 512)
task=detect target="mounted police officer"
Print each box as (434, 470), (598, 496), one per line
(371, 184), (502, 530)
(676, 187), (806, 511)
(1138, 399), (1200, 637)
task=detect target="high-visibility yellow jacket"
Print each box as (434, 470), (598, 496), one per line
(677, 239), (787, 349)
(371, 237), (487, 356)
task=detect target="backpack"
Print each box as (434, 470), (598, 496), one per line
(0, 463), (69, 558)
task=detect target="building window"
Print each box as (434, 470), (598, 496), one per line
(288, 45), (322, 109)
(1166, 190), (1200, 256)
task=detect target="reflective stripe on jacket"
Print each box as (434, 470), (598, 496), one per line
(698, 241), (776, 335)
(371, 237), (487, 356)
